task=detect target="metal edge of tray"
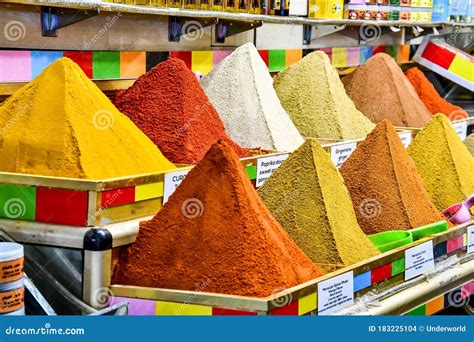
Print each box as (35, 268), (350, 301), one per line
(356, 257), (474, 315)
(395, 117), (473, 136)
(2, 0), (474, 27)
(0, 151), (287, 192)
(110, 284), (271, 312)
(0, 79), (136, 97)
(0, 217), (142, 248)
(318, 127), (413, 149)
(110, 221), (472, 312)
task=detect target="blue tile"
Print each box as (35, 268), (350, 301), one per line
(31, 51), (63, 78)
(359, 46), (373, 64)
(354, 271), (371, 292)
(434, 241), (447, 260)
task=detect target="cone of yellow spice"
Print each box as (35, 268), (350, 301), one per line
(408, 114), (474, 211)
(0, 58), (175, 179)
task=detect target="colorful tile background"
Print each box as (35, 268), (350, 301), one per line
(0, 45), (412, 82)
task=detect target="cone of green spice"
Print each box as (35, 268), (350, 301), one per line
(258, 138), (379, 273)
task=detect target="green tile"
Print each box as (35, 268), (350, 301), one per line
(406, 305), (426, 316)
(0, 184), (36, 220)
(392, 258), (405, 276)
(92, 51), (120, 79)
(245, 166), (257, 180)
(268, 50), (286, 72)
(385, 46), (398, 60)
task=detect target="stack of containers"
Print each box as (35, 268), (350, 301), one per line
(0, 243), (24, 315)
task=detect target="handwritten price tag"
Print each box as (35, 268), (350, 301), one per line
(451, 121), (468, 141)
(330, 142), (357, 168)
(468, 225), (474, 254)
(404, 241), (434, 280)
(163, 169), (191, 204)
(255, 154), (289, 187)
(317, 271), (354, 315)
(398, 131), (412, 148)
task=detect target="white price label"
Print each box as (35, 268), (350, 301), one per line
(163, 169), (191, 204)
(255, 154), (289, 187)
(468, 225), (474, 254)
(398, 131), (412, 148)
(404, 241), (434, 280)
(317, 271), (354, 315)
(330, 142), (357, 168)
(451, 121), (468, 141)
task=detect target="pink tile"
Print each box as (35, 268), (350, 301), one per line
(0, 51), (32, 82)
(447, 235), (464, 254)
(462, 281), (474, 298)
(213, 50), (232, 66)
(346, 47), (360, 67)
(108, 296), (156, 315)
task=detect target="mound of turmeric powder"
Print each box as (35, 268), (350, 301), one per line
(0, 58), (175, 179)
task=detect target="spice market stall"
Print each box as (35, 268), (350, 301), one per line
(0, 0), (472, 317)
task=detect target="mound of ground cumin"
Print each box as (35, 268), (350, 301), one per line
(344, 53), (432, 127)
(258, 139), (379, 273)
(408, 114), (474, 211)
(273, 51), (374, 140)
(340, 120), (445, 235)
(114, 58), (248, 164)
(404, 67), (468, 121)
(113, 140), (322, 297)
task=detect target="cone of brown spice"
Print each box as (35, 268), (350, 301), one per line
(344, 53), (432, 127)
(339, 120), (445, 235)
(113, 139), (323, 298)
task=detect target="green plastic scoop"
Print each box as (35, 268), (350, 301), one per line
(368, 231), (414, 253)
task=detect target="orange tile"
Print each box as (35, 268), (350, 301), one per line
(286, 49), (302, 67)
(120, 51), (146, 78)
(425, 295), (444, 315)
(398, 45), (410, 63)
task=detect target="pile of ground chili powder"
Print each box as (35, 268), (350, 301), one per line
(113, 58), (249, 164)
(113, 139), (322, 298)
(405, 67), (468, 121)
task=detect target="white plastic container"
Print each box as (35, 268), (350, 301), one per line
(0, 243), (23, 284)
(0, 243), (24, 314)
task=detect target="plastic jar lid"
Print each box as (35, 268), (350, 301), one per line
(0, 278), (23, 292)
(0, 243), (23, 263)
(3, 306), (25, 316)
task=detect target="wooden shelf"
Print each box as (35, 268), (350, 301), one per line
(3, 0), (474, 28)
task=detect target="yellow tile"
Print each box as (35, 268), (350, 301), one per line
(156, 301), (213, 315)
(298, 292), (317, 315)
(192, 51), (213, 75)
(135, 182), (164, 201)
(448, 56), (474, 83)
(332, 48), (347, 68)
(425, 295), (444, 315)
